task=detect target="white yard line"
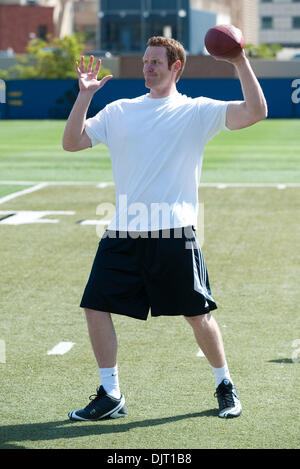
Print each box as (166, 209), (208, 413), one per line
(79, 219), (111, 225)
(0, 181), (98, 186)
(0, 181), (40, 185)
(0, 182), (49, 205)
(207, 145), (300, 150)
(97, 182), (115, 188)
(0, 210), (75, 225)
(200, 183), (300, 188)
(1, 181), (300, 193)
(0, 340), (6, 364)
(47, 342), (75, 356)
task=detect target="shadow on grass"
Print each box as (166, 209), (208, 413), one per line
(268, 358), (296, 364)
(0, 408), (218, 449)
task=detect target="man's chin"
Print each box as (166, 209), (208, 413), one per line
(145, 78), (152, 88)
(145, 77), (157, 89)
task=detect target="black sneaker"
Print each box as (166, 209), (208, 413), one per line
(68, 385), (127, 421)
(214, 379), (242, 418)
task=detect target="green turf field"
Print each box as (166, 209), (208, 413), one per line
(0, 120), (299, 449)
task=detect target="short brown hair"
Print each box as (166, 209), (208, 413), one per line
(146, 36), (186, 82)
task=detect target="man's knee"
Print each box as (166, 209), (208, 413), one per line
(84, 308), (110, 320)
(184, 313), (211, 327)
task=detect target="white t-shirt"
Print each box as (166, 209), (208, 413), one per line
(85, 91), (229, 231)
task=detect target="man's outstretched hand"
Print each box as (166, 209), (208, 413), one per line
(76, 55), (113, 94)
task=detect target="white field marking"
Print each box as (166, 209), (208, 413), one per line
(0, 181), (40, 185)
(0, 210), (75, 225)
(0, 340), (6, 364)
(47, 342), (75, 356)
(0, 182), (48, 204)
(47, 181), (99, 186)
(1, 181), (300, 188)
(97, 182), (115, 188)
(201, 183), (300, 188)
(0, 181), (100, 186)
(196, 348), (205, 357)
(79, 219), (111, 225)
(207, 145), (300, 150)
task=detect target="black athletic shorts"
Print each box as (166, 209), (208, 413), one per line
(80, 225), (217, 320)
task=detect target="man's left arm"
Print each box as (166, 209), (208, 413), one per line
(225, 52), (268, 130)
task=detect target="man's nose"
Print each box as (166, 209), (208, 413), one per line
(144, 63), (153, 72)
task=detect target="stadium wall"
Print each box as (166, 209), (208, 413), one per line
(0, 78), (299, 119)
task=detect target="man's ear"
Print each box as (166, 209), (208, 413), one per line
(174, 60), (182, 73)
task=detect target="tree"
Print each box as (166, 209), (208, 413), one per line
(0, 34), (111, 80)
(244, 43), (282, 59)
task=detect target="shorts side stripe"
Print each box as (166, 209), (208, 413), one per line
(191, 247), (214, 302)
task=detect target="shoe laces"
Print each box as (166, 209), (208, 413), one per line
(89, 386), (106, 401)
(214, 386), (235, 408)
(84, 388), (104, 410)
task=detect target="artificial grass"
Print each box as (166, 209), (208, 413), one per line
(0, 184), (299, 449)
(0, 119), (299, 183)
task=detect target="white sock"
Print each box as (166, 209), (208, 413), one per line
(99, 366), (121, 399)
(211, 363), (232, 388)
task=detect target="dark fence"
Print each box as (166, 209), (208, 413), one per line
(0, 78), (299, 119)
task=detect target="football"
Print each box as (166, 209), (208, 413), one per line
(204, 25), (244, 60)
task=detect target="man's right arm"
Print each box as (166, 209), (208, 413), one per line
(62, 90), (93, 152)
(62, 55), (112, 152)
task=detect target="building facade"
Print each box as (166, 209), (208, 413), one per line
(259, 0), (300, 47)
(99, 0), (258, 54)
(0, 0), (259, 55)
(99, 0), (190, 53)
(190, 0), (258, 45)
(0, 3), (54, 53)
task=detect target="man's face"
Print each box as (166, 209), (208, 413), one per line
(143, 46), (176, 91)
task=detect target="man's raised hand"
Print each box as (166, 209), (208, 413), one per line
(76, 55), (113, 94)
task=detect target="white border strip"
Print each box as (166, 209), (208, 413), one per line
(0, 182), (48, 205)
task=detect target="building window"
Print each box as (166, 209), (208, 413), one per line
(102, 0), (140, 11)
(292, 17), (300, 28)
(38, 25), (47, 40)
(261, 16), (273, 29)
(82, 25), (97, 44)
(152, 0), (177, 8)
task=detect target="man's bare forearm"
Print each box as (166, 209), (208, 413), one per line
(234, 56), (267, 120)
(62, 90), (94, 151)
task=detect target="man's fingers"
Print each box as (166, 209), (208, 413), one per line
(75, 61), (81, 76)
(87, 55), (94, 73)
(77, 56), (100, 76)
(80, 55), (85, 73)
(94, 59), (101, 76)
(75, 55), (113, 91)
(99, 75), (113, 88)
